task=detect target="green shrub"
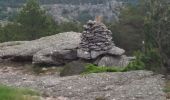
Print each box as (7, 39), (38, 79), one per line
(83, 64), (121, 74)
(123, 51), (145, 72)
(142, 49), (164, 72)
(83, 63), (145, 74)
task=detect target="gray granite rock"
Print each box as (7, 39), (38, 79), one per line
(0, 58), (2, 63)
(97, 55), (129, 67)
(77, 49), (91, 59)
(0, 69), (166, 100)
(33, 48), (78, 66)
(108, 46), (125, 56)
(60, 60), (87, 77)
(0, 32), (81, 65)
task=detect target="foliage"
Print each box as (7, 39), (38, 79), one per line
(83, 64), (122, 74)
(76, 10), (93, 23)
(142, 49), (163, 72)
(0, 23), (23, 42)
(16, 0), (55, 40)
(108, 4), (145, 55)
(0, 0), (83, 42)
(0, 0), (138, 21)
(142, 0), (170, 71)
(0, 22), (82, 42)
(0, 0), (56, 41)
(56, 22), (83, 33)
(83, 57), (145, 74)
(123, 51), (145, 71)
(0, 85), (40, 100)
(109, 0), (170, 72)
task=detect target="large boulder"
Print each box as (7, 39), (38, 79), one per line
(77, 46), (125, 60)
(33, 48), (78, 65)
(60, 60), (87, 77)
(0, 58), (2, 63)
(90, 46), (125, 59)
(96, 55), (129, 67)
(0, 32), (81, 65)
(0, 41), (30, 60)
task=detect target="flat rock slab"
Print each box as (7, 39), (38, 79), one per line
(0, 32), (81, 65)
(0, 69), (166, 100)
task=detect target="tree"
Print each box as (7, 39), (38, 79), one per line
(143, 0), (170, 70)
(57, 22), (83, 33)
(109, 0), (170, 72)
(17, 0), (55, 40)
(108, 4), (145, 55)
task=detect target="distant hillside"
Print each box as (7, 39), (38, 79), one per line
(0, 0), (138, 22)
(0, 0), (138, 6)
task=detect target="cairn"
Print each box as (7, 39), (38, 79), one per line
(78, 20), (118, 59)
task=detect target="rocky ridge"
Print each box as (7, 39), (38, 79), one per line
(0, 32), (81, 65)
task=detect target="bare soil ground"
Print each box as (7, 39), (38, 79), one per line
(0, 62), (167, 100)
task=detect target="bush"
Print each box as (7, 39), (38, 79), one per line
(108, 4), (145, 55)
(123, 51), (145, 72)
(142, 49), (164, 73)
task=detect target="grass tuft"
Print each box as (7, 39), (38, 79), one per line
(0, 85), (40, 100)
(82, 63), (145, 74)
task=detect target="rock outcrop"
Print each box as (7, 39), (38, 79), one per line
(0, 69), (166, 100)
(60, 61), (87, 77)
(0, 32), (81, 65)
(0, 20), (129, 67)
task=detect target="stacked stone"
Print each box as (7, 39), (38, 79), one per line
(80, 20), (114, 52)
